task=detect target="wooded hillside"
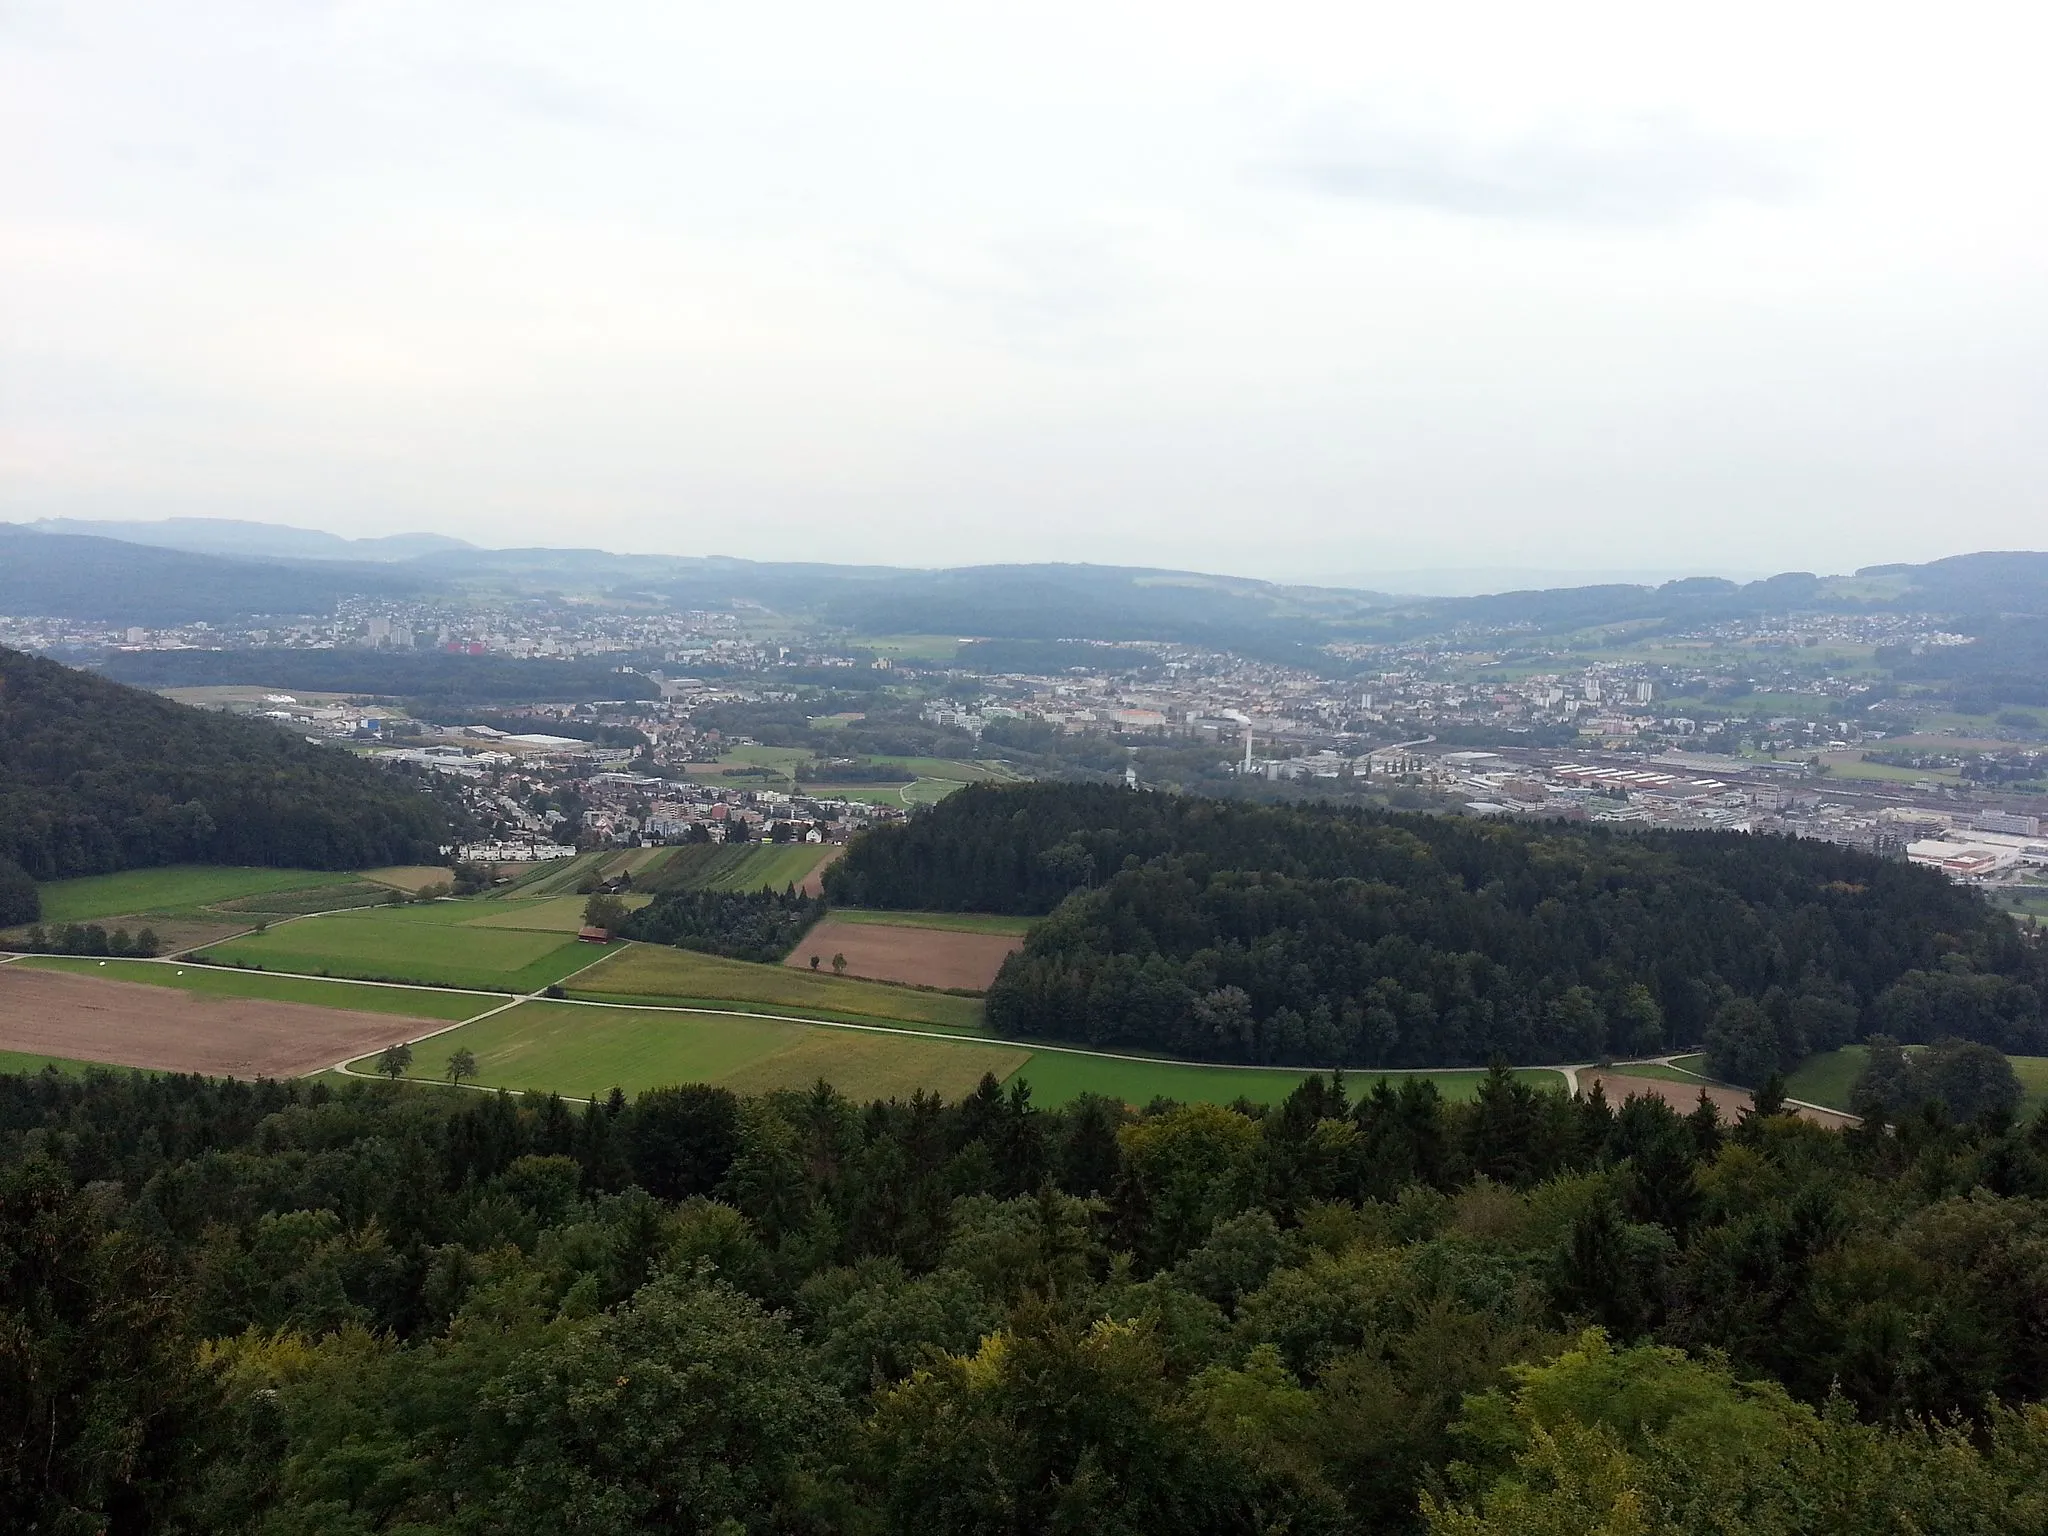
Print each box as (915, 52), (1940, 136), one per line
(0, 647), (458, 891)
(830, 783), (2044, 1072)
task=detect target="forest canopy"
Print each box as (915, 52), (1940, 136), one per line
(7, 1063), (2048, 1533)
(828, 783), (2045, 1071)
(0, 646), (460, 887)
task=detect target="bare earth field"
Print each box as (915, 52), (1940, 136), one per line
(785, 918), (1022, 991)
(1583, 1070), (1859, 1130)
(0, 916), (247, 954)
(0, 967), (441, 1078)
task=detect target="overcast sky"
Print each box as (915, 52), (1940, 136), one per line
(5, 2), (2046, 585)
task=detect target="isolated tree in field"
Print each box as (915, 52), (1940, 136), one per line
(809, 954), (820, 970)
(446, 1048), (477, 1087)
(832, 952), (847, 975)
(584, 893), (628, 931)
(377, 1042), (413, 1081)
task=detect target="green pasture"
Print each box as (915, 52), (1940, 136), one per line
(16, 956), (488, 1019)
(346, 996), (1563, 1110)
(1786, 1044), (2048, 1117)
(198, 903), (596, 992)
(865, 756), (1019, 783)
(459, 894), (651, 933)
(1784, 1047), (1867, 1110)
(1012, 1055), (1559, 1109)
(36, 866), (352, 923)
(571, 945), (986, 1032)
(0, 1050), (112, 1078)
(852, 635), (964, 661)
(834, 909), (1037, 936)
(357, 1001), (1028, 1102)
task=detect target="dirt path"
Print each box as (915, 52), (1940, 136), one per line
(799, 846), (845, 897)
(0, 968), (442, 1079)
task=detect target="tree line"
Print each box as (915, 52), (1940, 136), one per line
(618, 886), (828, 962)
(6, 1062), (2048, 1532)
(828, 783), (2044, 1071)
(0, 647), (463, 904)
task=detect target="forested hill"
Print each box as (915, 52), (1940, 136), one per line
(828, 783), (2045, 1073)
(0, 647), (457, 894)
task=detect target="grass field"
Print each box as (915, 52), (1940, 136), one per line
(459, 894), (651, 933)
(348, 997), (1563, 1108)
(834, 909), (1037, 935)
(17, 956), (487, 1019)
(0, 1049), (108, 1077)
(1784, 1047), (1868, 1110)
(198, 903), (597, 992)
(36, 866), (352, 922)
(572, 945), (986, 1031)
(356, 1001), (1029, 1101)
(1013, 1055), (1561, 1108)
(1787, 1044), (2048, 1117)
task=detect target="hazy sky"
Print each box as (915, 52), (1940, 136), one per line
(5, 2), (2047, 584)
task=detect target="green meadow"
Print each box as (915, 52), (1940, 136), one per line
(198, 903), (598, 992)
(35, 865), (353, 922)
(355, 1001), (1029, 1102)
(572, 945), (986, 1032)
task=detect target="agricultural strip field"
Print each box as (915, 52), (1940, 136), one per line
(35, 865), (353, 922)
(361, 866), (457, 893)
(0, 966), (442, 1078)
(571, 945), (987, 1032)
(645, 842), (834, 894)
(786, 917), (1021, 991)
(458, 894), (651, 933)
(197, 902), (598, 992)
(494, 854), (605, 898)
(16, 956), (485, 1020)
(355, 1001), (1030, 1102)
(833, 909), (1036, 936)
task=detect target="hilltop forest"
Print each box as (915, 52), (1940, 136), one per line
(8, 1063), (2048, 1533)
(829, 784), (2046, 1077)
(0, 647), (459, 909)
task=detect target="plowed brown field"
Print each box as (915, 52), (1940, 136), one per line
(0, 967), (441, 1078)
(784, 918), (1021, 992)
(1582, 1070), (1859, 1130)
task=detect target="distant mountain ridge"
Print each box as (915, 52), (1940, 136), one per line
(23, 517), (472, 562)
(7, 517), (2048, 658)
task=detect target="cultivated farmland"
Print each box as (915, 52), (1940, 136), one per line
(34, 865), (354, 922)
(17, 956), (485, 1019)
(197, 902), (599, 992)
(784, 917), (1021, 991)
(571, 944), (986, 1031)
(356, 1000), (1030, 1101)
(0, 965), (442, 1078)
(643, 842), (834, 894)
